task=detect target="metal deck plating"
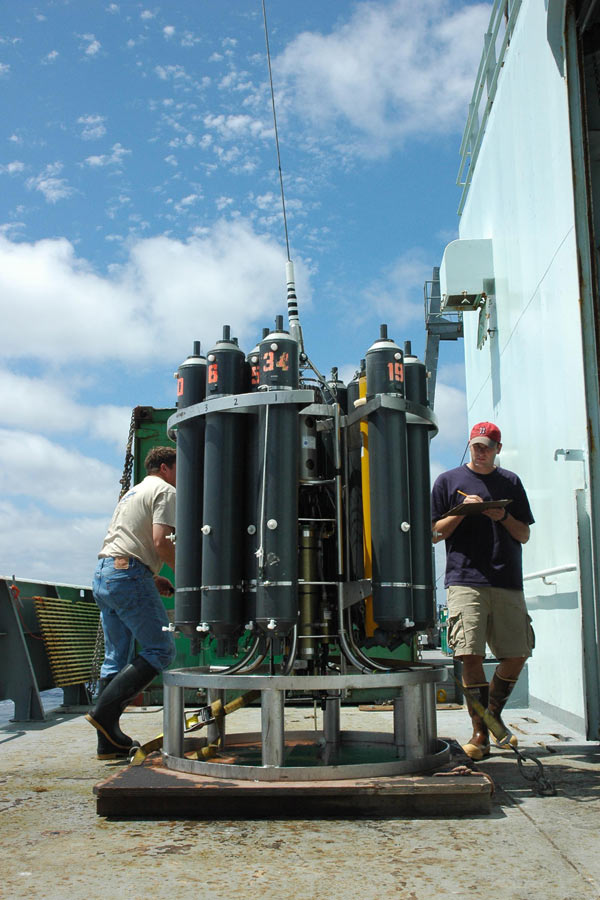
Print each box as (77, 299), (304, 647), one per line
(162, 667), (449, 781)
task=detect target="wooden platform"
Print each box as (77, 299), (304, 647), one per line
(94, 740), (492, 818)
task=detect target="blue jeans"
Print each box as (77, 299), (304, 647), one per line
(93, 557), (176, 677)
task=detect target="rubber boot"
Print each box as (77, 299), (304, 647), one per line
(462, 682), (491, 761)
(488, 672), (519, 747)
(93, 675), (140, 760)
(86, 656), (158, 754)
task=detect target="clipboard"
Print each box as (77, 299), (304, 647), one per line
(446, 499), (512, 517)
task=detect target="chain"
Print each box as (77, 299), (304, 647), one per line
(89, 407), (137, 691)
(592, 51), (600, 107)
(87, 624), (105, 694)
(511, 745), (557, 796)
(119, 407), (137, 499)
(456, 675), (557, 797)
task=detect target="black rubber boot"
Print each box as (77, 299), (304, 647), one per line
(86, 656), (158, 752)
(93, 675), (141, 760)
(94, 675), (129, 759)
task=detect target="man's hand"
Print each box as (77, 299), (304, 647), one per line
(483, 505), (506, 521)
(461, 493), (484, 505)
(154, 575), (174, 596)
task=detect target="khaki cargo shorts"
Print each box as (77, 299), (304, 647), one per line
(447, 585), (534, 659)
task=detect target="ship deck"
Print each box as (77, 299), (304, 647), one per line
(1, 682), (599, 900)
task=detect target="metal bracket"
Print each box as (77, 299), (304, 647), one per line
(553, 448), (585, 462)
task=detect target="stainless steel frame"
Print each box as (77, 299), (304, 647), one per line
(162, 667), (449, 782)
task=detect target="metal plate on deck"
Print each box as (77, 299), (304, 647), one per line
(94, 740), (491, 818)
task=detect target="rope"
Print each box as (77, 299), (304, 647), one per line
(8, 584), (45, 641)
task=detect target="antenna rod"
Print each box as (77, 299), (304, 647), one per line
(262, 0), (290, 261)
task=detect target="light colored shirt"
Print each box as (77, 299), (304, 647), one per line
(99, 475), (176, 574)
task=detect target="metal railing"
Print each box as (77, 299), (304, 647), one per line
(457, 0), (522, 215)
(523, 564), (578, 585)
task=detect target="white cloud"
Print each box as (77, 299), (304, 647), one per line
(163, 25), (175, 39)
(1, 161), (24, 174)
(26, 162), (74, 203)
(203, 113), (270, 142)
(174, 193), (200, 212)
(80, 34), (101, 57)
(0, 430), (119, 515)
(0, 499), (108, 586)
(84, 142), (131, 167)
(155, 64), (189, 82)
(360, 248), (430, 329)
(430, 380), (468, 468)
(0, 368), (131, 449)
(0, 63), (10, 76)
(78, 114), (107, 140)
(42, 50), (59, 65)
(181, 31), (200, 48)
(0, 219), (308, 364)
(275, 0), (491, 157)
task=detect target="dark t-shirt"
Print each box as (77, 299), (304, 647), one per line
(431, 464), (534, 589)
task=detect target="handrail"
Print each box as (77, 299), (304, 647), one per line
(457, 0), (522, 215)
(523, 564), (577, 584)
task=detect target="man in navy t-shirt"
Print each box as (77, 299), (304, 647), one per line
(431, 422), (534, 760)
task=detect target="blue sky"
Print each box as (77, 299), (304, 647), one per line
(0, 0), (491, 585)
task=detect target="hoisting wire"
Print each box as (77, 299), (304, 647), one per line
(262, 1), (329, 390)
(262, 0), (290, 262)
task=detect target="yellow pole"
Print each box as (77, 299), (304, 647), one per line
(359, 372), (376, 637)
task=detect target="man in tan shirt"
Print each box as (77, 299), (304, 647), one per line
(86, 446), (177, 759)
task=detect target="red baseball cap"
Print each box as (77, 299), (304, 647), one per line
(469, 421), (501, 447)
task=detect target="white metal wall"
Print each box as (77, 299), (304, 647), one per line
(458, 0), (588, 727)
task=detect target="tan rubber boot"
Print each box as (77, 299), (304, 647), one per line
(462, 682), (491, 761)
(488, 672), (519, 747)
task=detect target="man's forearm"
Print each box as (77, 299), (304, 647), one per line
(153, 524), (176, 568)
(500, 512), (530, 544)
(156, 540), (175, 569)
(432, 515), (463, 543)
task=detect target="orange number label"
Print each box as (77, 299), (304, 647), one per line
(387, 361), (403, 382)
(262, 351), (275, 372)
(251, 364), (260, 385)
(275, 352), (289, 371)
(208, 363), (218, 383)
(177, 377), (184, 396)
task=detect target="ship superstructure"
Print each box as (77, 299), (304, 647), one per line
(435, 0), (600, 738)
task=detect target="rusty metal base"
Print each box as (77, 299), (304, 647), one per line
(93, 740), (492, 818)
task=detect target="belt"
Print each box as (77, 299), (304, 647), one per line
(100, 555), (144, 569)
